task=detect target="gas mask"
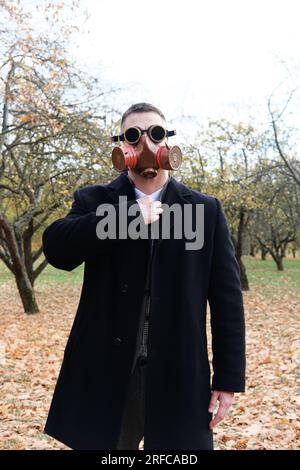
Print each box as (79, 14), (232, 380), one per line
(111, 125), (182, 177)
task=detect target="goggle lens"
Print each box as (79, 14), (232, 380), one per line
(111, 127), (175, 144)
(149, 125), (166, 142)
(124, 127), (141, 144)
(124, 125), (167, 144)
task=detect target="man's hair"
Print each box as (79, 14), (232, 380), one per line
(121, 102), (166, 128)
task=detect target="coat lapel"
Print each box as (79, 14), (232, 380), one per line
(106, 171), (136, 202)
(106, 171), (192, 204)
(155, 175), (193, 248)
(105, 171), (193, 247)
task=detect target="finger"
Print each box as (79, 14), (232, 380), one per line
(208, 391), (219, 413)
(138, 195), (151, 203)
(150, 214), (162, 223)
(209, 405), (228, 429)
(218, 394), (234, 409)
(150, 207), (163, 217)
(139, 208), (151, 224)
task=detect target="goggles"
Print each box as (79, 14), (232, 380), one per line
(111, 125), (176, 145)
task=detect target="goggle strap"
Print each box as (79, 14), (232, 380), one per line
(111, 129), (176, 143)
(111, 135), (125, 143)
(166, 130), (176, 137)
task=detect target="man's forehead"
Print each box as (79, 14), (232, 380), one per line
(122, 111), (166, 130)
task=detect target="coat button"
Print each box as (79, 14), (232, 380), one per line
(121, 283), (128, 293)
(114, 337), (122, 346)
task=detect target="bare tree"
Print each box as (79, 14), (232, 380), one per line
(0, 1), (116, 313)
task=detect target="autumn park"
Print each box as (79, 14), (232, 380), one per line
(0, 0), (299, 452)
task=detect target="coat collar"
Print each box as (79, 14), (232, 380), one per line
(106, 172), (193, 248)
(106, 171), (193, 206)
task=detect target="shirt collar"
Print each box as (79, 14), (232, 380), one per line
(127, 174), (170, 201)
(134, 186), (163, 201)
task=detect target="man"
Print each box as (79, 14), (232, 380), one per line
(43, 103), (246, 450)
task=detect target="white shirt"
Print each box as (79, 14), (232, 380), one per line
(134, 186), (164, 201)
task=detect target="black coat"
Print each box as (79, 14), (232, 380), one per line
(42, 172), (246, 450)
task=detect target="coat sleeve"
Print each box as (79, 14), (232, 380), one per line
(42, 188), (142, 271)
(208, 198), (246, 392)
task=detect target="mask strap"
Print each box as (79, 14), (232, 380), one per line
(166, 130), (176, 138)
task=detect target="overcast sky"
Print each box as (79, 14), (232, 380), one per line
(69, 0), (300, 137)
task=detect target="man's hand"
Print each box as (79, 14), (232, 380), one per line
(208, 390), (234, 429)
(137, 195), (163, 224)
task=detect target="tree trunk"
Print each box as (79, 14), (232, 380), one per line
(0, 215), (39, 313)
(292, 248), (296, 258)
(15, 270), (39, 313)
(232, 208), (250, 291)
(261, 246), (268, 260)
(23, 222), (34, 285)
(275, 256), (284, 271)
(270, 252), (284, 271)
(238, 257), (249, 290)
(250, 244), (256, 257)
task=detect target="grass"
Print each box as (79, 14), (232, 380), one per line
(36, 263), (84, 284)
(243, 256), (300, 300)
(0, 259), (83, 285)
(0, 256), (299, 300)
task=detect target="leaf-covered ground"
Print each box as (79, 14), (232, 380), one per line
(0, 258), (299, 450)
